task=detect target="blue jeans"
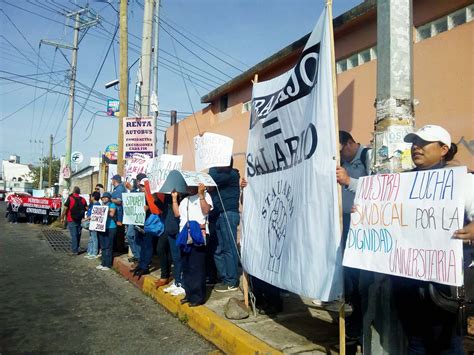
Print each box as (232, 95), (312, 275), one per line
(139, 232), (155, 270)
(67, 221), (82, 253)
(214, 211), (240, 287)
(87, 230), (98, 256)
(407, 334), (464, 354)
(126, 225), (141, 258)
(168, 234), (183, 286)
(99, 228), (116, 267)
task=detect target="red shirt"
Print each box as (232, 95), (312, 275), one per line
(65, 193), (87, 222)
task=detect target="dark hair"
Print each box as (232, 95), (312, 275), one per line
(442, 142), (458, 162)
(96, 183), (104, 189)
(92, 191), (101, 201)
(73, 186), (81, 194)
(339, 131), (355, 145)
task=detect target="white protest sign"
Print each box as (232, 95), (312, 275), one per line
(122, 192), (146, 225)
(343, 167), (467, 287)
(159, 170), (217, 194)
(89, 205), (109, 232)
(147, 154), (183, 193)
(241, 7), (342, 301)
(194, 132), (234, 172)
(125, 153), (151, 183)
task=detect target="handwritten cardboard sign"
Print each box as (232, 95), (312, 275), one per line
(194, 132), (234, 172)
(147, 154), (183, 194)
(125, 153), (151, 183)
(122, 192), (146, 225)
(89, 205), (109, 232)
(159, 170), (217, 194)
(343, 167), (467, 287)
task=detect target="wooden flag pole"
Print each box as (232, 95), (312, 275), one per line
(326, 0), (346, 354)
(242, 73), (259, 309)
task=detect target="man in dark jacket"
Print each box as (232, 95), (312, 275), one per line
(209, 158), (241, 292)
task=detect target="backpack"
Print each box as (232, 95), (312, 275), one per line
(70, 196), (85, 222)
(144, 214), (164, 236)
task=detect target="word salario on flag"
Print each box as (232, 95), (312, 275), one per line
(242, 5), (343, 301)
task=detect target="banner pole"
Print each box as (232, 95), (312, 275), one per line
(242, 73), (259, 309)
(326, 0), (346, 354)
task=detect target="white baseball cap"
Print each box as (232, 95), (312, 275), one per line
(404, 125), (451, 147)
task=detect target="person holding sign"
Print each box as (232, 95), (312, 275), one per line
(332, 131), (372, 341)
(96, 192), (117, 271)
(172, 183), (213, 307)
(208, 159), (242, 293)
(393, 125), (474, 354)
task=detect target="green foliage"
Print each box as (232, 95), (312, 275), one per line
(28, 156), (61, 187)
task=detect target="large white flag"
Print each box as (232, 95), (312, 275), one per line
(242, 6), (343, 301)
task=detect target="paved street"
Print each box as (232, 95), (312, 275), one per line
(0, 202), (215, 354)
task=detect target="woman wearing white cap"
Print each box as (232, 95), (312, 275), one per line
(393, 124), (474, 354)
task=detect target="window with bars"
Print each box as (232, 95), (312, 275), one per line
(336, 46), (377, 74)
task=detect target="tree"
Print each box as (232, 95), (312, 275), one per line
(27, 156), (61, 188)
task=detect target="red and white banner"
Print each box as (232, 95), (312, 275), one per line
(7, 195), (62, 216)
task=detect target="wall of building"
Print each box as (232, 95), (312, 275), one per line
(166, 0), (473, 174)
(70, 172), (99, 196)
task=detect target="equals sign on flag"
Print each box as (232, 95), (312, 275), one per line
(262, 117), (282, 139)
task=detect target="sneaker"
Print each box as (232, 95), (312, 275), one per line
(84, 254), (92, 258)
(164, 283), (178, 293)
(171, 286), (185, 296)
(214, 283), (239, 293)
(96, 265), (104, 270)
(93, 254), (101, 259)
(99, 266), (110, 271)
(85, 255), (96, 260)
(312, 299), (329, 307)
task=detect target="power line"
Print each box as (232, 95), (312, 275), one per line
(160, 25), (233, 80)
(76, 19), (119, 134)
(160, 15), (250, 69)
(2, 1), (74, 28)
(160, 18), (245, 73)
(0, 82), (63, 122)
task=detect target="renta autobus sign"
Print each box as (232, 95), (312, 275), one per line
(122, 116), (155, 159)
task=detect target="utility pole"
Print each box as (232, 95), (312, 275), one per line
(48, 134), (53, 189)
(140, 0), (155, 117)
(41, 8), (99, 192)
(364, 0), (415, 353)
(118, 0), (128, 176)
(64, 11), (81, 191)
(152, 0), (161, 155)
(38, 140), (44, 189)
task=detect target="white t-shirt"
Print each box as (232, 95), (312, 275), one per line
(178, 192), (213, 230)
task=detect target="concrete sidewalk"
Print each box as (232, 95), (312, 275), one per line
(113, 255), (342, 354)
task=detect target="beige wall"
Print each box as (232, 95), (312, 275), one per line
(167, 1), (474, 174)
(70, 172), (99, 196)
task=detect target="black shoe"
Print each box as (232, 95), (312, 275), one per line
(135, 268), (150, 279)
(180, 298), (190, 305)
(130, 266), (140, 273)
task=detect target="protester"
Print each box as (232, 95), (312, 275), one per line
(110, 174), (127, 252)
(392, 124), (474, 353)
(131, 178), (161, 278)
(154, 194), (174, 288)
(96, 192), (117, 271)
(61, 186), (88, 256)
(172, 183), (213, 306)
(327, 130), (372, 341)
(163, 193), (185, 296)
(208, 159), (241, 293)
(124, 173), (146, 264)
(84, 191), (101, 259)
(95, 183), (104, 197)
(7, 199), (18, 224)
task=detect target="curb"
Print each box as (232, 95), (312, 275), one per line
(113, 256), (282, 355)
